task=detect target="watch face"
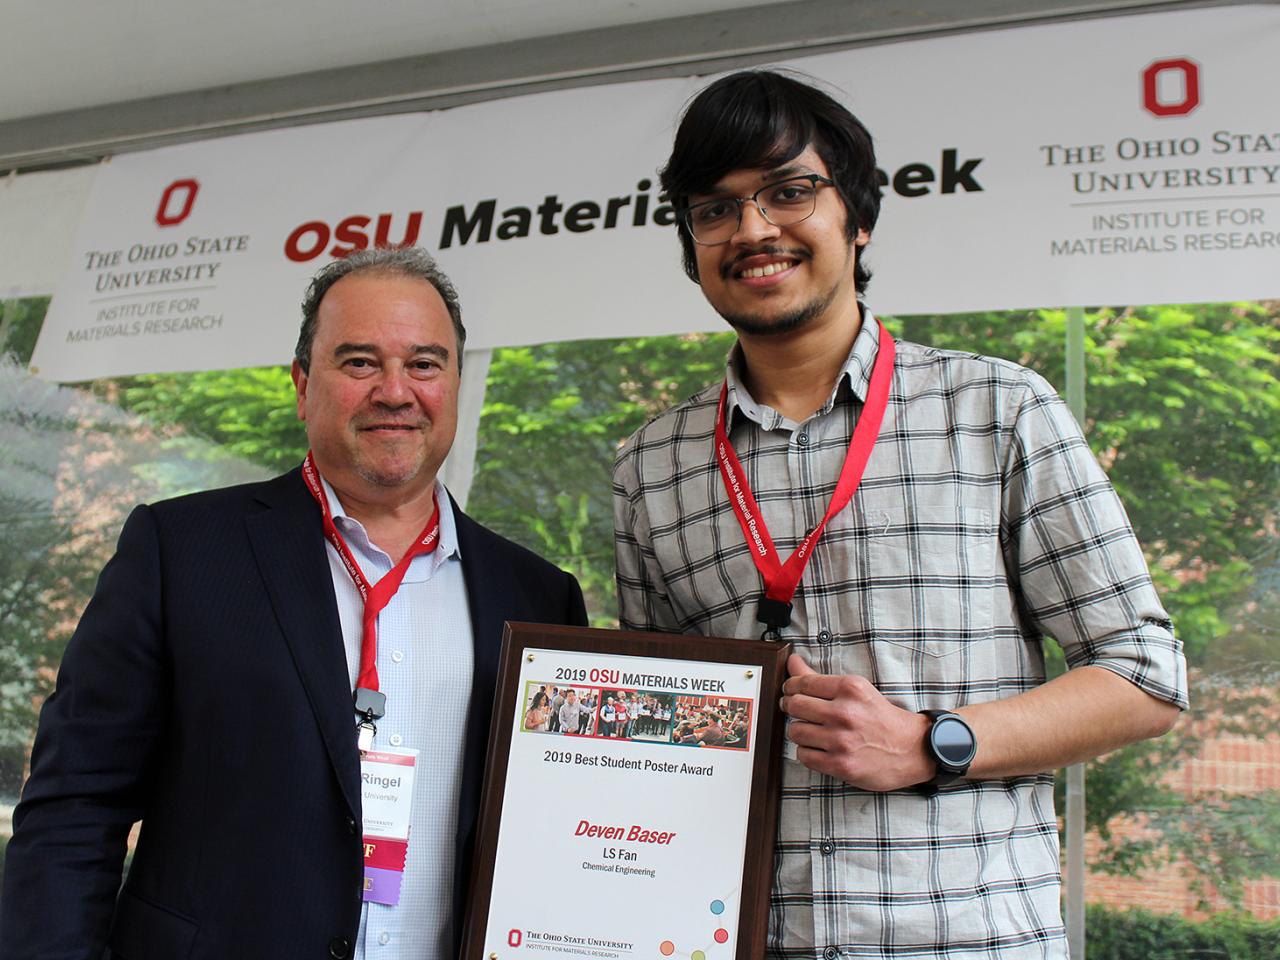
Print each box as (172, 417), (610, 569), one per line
(932, 716), (976, 767)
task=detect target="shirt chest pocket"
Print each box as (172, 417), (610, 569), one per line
(861, 503), (998, 654)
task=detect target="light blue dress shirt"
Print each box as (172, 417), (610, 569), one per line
(320, 477), (475, 960)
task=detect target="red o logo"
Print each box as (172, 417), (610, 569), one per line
(1142, 58), (1200, 117)
(155, 178), (200, 226)
(285, 221), (330, 262)
(508, 929), (523, 948)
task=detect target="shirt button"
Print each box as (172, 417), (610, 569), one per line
(797, 433), (810, 445)
(346, 816), (358, 835)
(823, 948), (839, 960)
(329, 938), (351, 959)
(817, 629), (832, 645)
(819, 839), (835, 856)
(378, 931), (391, 946)
(389, 734), (404, 746)
(391, 650), (404, 664)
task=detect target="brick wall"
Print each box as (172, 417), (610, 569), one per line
(1082, 727), (1280, 920)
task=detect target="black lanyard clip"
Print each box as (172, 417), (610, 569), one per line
(353, 686), (386, 721)
(757, 597), (792, 642)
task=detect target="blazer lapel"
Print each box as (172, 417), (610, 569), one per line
(454, 504), (504, 814)
(245, 468), (361, 819)
(451, 502), (505, 923)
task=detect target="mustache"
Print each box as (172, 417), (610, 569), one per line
(720, 245), (810, 280)
(354, 416), (427, 430)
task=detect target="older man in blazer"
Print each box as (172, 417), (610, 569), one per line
(1, 247), (587, 960)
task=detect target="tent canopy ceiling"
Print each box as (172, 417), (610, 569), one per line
(3, 0), (794, 121)
(0, 0), (1232, 173)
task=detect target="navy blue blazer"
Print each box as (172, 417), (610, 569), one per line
(0, 468), (587, 959)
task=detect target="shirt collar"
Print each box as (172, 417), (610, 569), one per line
(320, 474), (462, 576)
(723, 306), (882, 428)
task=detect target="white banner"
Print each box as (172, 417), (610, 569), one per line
(0, 166), (97, 300)
(30, 5), (1280, 382)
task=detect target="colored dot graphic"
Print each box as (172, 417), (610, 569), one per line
(658, 900), (733, 958)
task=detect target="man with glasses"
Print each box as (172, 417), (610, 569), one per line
(613, 70), (1187, 958)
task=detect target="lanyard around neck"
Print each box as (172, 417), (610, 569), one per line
(713, 322), (896, 638)
(301, 452), (440, 698)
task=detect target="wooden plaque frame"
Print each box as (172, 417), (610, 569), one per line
(461, 622), (791, 960)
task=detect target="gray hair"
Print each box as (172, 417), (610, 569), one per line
(295, 247), (466, 374)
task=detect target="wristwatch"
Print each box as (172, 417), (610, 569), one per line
(918, 709), (977, 795)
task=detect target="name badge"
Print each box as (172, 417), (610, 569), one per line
(360, 748), (417, 906)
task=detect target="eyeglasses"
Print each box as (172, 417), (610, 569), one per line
(681, 174), (835, 246)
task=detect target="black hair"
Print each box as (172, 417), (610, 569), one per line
(660, 69), (879, 291)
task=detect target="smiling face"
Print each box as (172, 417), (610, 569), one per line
(291, 271), (460, 505)
(690, 145), (868, 338)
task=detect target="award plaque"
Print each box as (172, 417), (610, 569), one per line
(462, 623), (791, 960)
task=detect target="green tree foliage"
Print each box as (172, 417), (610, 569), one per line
(1086, 905), (1280, 959)
(468, 333), (733, 622)
(0, 370), (105, 790)
(100, 366), (308, 473)
(0, 296), (49, 366)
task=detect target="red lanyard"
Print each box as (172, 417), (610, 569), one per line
(301, 452), (440, 695)
(714, 322), (895, 636)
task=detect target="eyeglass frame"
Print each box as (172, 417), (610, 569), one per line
(679, 174), (836, 246)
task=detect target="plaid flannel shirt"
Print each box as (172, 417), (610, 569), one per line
(612, 314), (1187, 960)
